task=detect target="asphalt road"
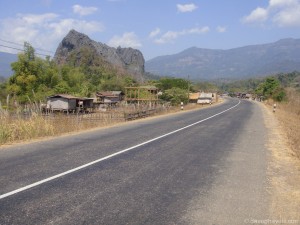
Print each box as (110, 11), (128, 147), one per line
(0, 98), (269, 225)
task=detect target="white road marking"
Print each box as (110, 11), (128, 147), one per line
(0, 100), (240, 200)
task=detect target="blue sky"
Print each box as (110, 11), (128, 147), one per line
(0, 0), (300, 60)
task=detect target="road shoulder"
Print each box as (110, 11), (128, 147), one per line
(182, 100), (269, 224)
(258, 101), (300, 222)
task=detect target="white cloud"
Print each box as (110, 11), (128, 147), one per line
(216, 26), (227, 33)
(269, 0), (297, 8)
(177, 3), (198, 13)
(154, 26), (209, 44)
(155, 31), (181, 44)
(243, 0), (300, 27)
(187, 26), (210, 34)
(73, 4), (98, 16)
(149, 28), (161, 38)
(108, 32), (142, 48)
(0, 13), (104, 55)
(242, 7), (268, 23)
(272, 4), (300, 26)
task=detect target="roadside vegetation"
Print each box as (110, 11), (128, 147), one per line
(0, 42), (204, 145)
(265, 88), (300, 158)
(1, 42), (299, 150)
(220, 71), (300, 158)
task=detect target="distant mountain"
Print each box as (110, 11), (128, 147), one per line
(145, 38), (300, 80)
(0, 52), (17, 78)
(54, 29), (145, 81)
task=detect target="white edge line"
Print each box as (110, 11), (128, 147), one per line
(0, 100), (241, 200)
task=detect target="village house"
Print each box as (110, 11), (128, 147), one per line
(96, 91), (124, 104)
(46, 94), (93, 112)
(197, 92), (218, 104)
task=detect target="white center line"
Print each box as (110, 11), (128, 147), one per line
(0, 100), (240, 200)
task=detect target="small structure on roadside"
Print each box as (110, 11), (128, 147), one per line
(197, 92), (218, 104)
(96, 91), (124, 105)
(189, 93), (200, 103)
(46, 94), (93, 112)
(125, 86), (159, 106)
(237, 93), (252, 99)
(245, 93), (252, 99)
(198, 92), (213, 104)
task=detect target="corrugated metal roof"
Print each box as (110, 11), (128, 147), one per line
(47, 94), (77, 99)
(48, 94), (94, 100)
(199, 92), (213, 98)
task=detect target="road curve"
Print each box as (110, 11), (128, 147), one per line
(0, 98), (269, 224)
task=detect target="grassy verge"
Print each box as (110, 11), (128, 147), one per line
(0, 113), (54, 145)
(0, 102), (219, 146)
(265, 88), (300, 159)
(261, 89), (300, 220)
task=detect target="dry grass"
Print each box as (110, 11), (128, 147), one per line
(0, 111), (128, 145)
(260, 89), (300, 220)
(0, 100), (222, 146)
(265, 88), (300, 158)
(0, 105), (175, 146)
(0, 113), (54, 145)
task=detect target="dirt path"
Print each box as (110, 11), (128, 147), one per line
(259, 101), (300, 222)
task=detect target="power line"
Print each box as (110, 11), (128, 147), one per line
(0, 39), (23, 47)
(0, 38), (54, 54)
(0, 44), (52, 57)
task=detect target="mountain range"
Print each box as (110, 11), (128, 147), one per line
(145, 38), (300, 80)
(1, 34), (300, 81)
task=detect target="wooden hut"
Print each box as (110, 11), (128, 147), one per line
(47, 94), (94, 112)
(96, 91), (124, 104)
(47, 94), (77, 111)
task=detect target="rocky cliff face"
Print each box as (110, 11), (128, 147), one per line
(54, 29), (145, 80)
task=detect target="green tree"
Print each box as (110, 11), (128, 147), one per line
(156, 78), (190, 91)
(255, 77), (286, 102)
(262, 77), (280, 98)
(7, 42), (62, 103)
(54, 81), (70, 93)
(161, 87), (189, 105)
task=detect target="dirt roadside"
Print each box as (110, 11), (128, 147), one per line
(258, 101), (300, 222)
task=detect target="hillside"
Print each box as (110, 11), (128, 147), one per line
(145, 38), (300, 80)
(54, 29), (145, 81)
(0, 52), (17, 78)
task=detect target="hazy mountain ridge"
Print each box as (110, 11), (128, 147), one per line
(145, 38), (300, 80)
(0, 52), (17, 78)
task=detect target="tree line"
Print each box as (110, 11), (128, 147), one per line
(1, 42), (299, 109)
(0, 43), (196, 107)
(219, 71), (300, 101)
(0, 43), (138, 106)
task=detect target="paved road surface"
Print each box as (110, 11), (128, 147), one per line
(0, 98), (269, 224)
